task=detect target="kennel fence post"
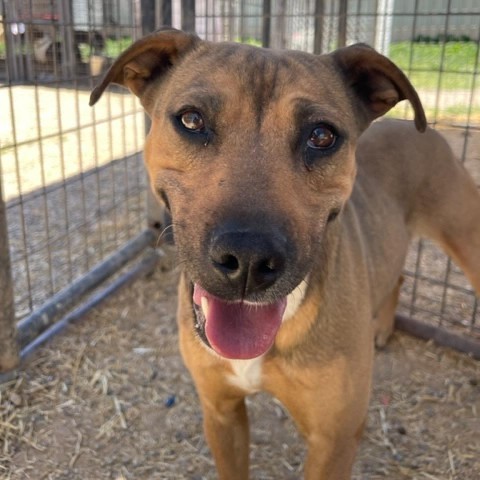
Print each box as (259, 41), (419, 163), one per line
(262, 0), (271, 48)
(139, 0), (170, 237)
(182, 0), (196, 32)
(313, 0), (324, 54)
(3, 0), (24, 82)
(337, 0), (348, 48)
(0, 180), (20, 372)
(141, 0), (156, 34)
(58, 0), (76, 79)
(157, 0), (173, 27)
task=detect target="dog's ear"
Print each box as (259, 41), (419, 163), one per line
(330, 43), (426, 132)
(89, 28), (200, 112)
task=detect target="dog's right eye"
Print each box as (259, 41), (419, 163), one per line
(179, 110), (205, 133)
(307, 124), (337, 150)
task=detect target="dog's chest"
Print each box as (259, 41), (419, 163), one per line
(227, 357), (264, 393)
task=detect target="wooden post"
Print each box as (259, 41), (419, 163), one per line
(0, 181), (19, 372)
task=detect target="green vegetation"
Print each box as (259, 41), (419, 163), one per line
(389, 41), (479, 90)
(387, 41), (480, 123)
(78, 36), (133, 62)
(78, 38), (479, 90)
(104, 37), (134, 57)
(235, 37), (263, 47)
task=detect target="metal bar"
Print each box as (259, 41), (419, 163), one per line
(141, 0), (168, 235)
(182, 0), (196, 32)
(3, 0), (21, 82)
(402, 270), (476, 296)
(0, 180), (19, 372)
(159, 0), (172, 26)
(0, 247), (160, 384)
(395, 314), (480, 360)
(277, 0), (287, 50)
(73, 60), (92, 274)
(313, 0), (324, 54)
(59, 0), (76, 78)
(16, 228), (156, 348)
(262, 0), (271, 48)
(20, 248), (161, 360)
(141, 0), (156, 33)
(239, 0), (246, 42)
(337, 0), (348, 48)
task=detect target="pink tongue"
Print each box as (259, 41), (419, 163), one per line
(194, 285), (287, 360)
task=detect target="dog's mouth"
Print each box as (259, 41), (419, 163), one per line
(192, 284), (287, 360)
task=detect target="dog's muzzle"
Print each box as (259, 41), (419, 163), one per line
(189, 224), (292, 359)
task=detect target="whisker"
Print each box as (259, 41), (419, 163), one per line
(154, 223), (175, 248)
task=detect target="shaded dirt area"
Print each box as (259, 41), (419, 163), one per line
(1, 251), (479, 480)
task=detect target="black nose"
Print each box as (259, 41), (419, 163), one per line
(209, 229), (287, 295)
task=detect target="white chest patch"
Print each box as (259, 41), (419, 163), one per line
(227, 356), (264, 393)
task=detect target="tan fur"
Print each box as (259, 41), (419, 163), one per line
(91, 29), (480, 479)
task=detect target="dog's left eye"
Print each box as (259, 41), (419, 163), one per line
(307, 125), (337, 150)
(179, 110), (205, 132)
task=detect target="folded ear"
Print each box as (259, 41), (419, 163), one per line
(330, 43), (426, 132)
(89, 28), (200, 113)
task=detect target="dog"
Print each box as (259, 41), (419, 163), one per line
(90, 28), (480, 479)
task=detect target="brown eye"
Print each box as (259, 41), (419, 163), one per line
(307, 125), (336, 149)
(180, 110), (205, 132)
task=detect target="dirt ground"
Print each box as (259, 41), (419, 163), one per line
(1, 249), (479, 480)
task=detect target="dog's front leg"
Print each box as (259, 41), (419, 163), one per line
(289, 403), (364, 480)
(302, 432), (362, 480)
(180, 345), (250, 478)
(200, 392), (250, 480)
(264, 353), (372, 480)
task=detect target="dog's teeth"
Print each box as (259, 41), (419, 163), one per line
(201, 297), (209, 319)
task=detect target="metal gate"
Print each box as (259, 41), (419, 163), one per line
(0, 0), (159, 374)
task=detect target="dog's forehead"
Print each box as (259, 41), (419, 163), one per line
(162, 42), (348, 124)
(186, 42), (331, 91)
(196, 41), (312, 70)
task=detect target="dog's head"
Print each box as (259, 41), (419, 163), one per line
(91, 28), (425, 359)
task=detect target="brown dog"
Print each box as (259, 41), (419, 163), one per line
(91, 29), (480, 479)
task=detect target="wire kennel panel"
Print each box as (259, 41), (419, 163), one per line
(0, 0), (148, 339)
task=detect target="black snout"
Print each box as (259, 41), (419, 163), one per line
(209, 229), (287, 296)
